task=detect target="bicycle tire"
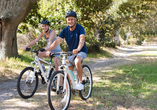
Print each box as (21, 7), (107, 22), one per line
(17, 67), (38, 99)
(48, 67), (55, 80)
(47, 71), (71, 110)
(79, 65), (93, 100)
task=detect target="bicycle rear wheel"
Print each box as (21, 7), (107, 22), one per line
(17, 67), (38, 99)
(47, 71), (71, 110)
(79, 65), (93, 100)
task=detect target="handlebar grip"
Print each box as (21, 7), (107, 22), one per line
(26, 48), (31, 51)
(39, 49), (45, 52)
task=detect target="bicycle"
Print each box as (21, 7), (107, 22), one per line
(47, 52), (93, 110)
(17, 48), (56, 99)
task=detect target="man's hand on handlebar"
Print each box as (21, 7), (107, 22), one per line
(73, 49), (80, 54)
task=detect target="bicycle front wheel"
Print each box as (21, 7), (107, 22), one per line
(47, 71), (71, 110)
(79, 65), (93, 100)
(17, 67), (38, 99)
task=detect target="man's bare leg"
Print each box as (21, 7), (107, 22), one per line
(74, 56), (83, 83)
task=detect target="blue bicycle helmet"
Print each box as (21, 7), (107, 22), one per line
(65, 11), (77, 18)
(41, 19), (50, 26)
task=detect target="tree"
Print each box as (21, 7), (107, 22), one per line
(116, 0), (156, 44)
(0, 0), (38, 59)
(102, 0), (156, 45)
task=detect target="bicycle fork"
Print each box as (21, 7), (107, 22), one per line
(25, 61), (37, 84)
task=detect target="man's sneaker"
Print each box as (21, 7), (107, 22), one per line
(61, 95), (68, 103)
(74, 83), (84, 91)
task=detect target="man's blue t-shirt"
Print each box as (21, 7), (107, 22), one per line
(59, 24), (87, 53)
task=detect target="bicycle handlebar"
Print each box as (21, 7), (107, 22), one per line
(50, 52), (73, 57)
(26, 48), (31, 51)
(26, 48), (73, 57)
(26, 48), (39, 54)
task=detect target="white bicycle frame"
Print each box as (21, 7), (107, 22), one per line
(56, 53), (78, 92)
(26, 55), (53, 83)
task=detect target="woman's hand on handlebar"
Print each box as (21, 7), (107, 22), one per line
(23, 46), (28, 51)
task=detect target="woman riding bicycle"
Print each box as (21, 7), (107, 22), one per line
(24, 19), (61, 71)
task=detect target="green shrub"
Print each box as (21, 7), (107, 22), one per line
(104, 41), (116, 48)
(60, 40), (68, 52)
(31, 39), (47, 50)
(86, 36), (101, 53)
(135, 40), (142, 45)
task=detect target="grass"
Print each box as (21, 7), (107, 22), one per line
(1, 49), (157, 109)
(132, 54), (157, 57)
(131, 50), (157, 57)
(0, 50), (51, 82)
(87, 49), (112, 58)
(91, 57), (157, 109)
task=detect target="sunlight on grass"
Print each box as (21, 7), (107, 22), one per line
(0, 98), (38, 109)
(91, 58), (157, 109)
(87, 50), (112, 58)
(131, 51), (157, 57)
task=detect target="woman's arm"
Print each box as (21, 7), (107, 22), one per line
(47, 30), (56, 48)
(24, 33), (43, 50)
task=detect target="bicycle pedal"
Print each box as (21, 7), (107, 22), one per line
(51, 87), (56, 92)
(41, 78), (46, 84)
(72, 89), (76, 95)
(36, 70), (41, 75)
(41, 80), (46, 85)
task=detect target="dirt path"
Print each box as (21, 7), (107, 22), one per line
(0, 44), (157, 109)
(0, 57), (135, 102)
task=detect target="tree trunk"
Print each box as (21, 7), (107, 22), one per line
(0, 0), (37, 60)
(0, 20), (18, 58)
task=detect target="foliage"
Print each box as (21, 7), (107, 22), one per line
(74, 0), (113, 28)
(119, 28), (127, 40)
(31, 39), (47, 50)
(17, 0), (157, 51)
(101, 35), (117, 48)
(17, 2), (41, 33)
(115, 0), (157, 41)
(86, 35), (101, 53)
(60, 40), (68, 52)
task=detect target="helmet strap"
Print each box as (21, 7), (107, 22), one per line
(46, 28), (49, 33)
(69, 22), (76, 28)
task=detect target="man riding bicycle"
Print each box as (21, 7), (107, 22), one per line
(39, 11), (88, 91)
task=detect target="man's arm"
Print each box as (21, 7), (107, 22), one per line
(45, 37), (62, 51)
(73, 34), (85, 54)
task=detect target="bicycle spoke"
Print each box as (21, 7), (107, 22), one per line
(17, 67), (38, 99)
(47, 71), (71, 110)
(79, 65), (93, 100)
